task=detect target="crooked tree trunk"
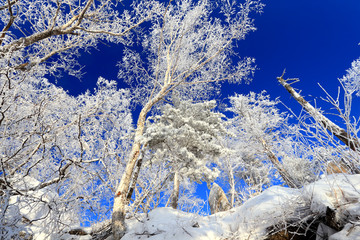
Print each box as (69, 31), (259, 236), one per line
(277, 76), (360, 152)
(260, 138), (300, 188)
(170, 171), (180, 209)
(112, 119), (145, 239)
(112, 94), (164, 239)
(112, 81), (172, 239)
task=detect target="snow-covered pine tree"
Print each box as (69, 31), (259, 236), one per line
(140, 99), (228, 209)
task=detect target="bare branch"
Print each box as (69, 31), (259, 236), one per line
(0, 0), (16, 45)
(0, 0), (17, 11)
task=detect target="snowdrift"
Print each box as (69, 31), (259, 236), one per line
(121, 174), (360, 240)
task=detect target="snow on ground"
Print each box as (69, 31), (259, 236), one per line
(122, 174), (360, 240)
(303, 174), (360, 214)
(330, 223), (360, 240)
(123, 186), (301, 240)
(303, 174), (360, 240)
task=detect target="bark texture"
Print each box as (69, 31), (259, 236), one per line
(112, 91), (166, 239)
(112, 105), (150, 239)
(208, 183), (231, 214)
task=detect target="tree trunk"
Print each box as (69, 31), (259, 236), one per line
(111, 102), (153, 239)
(277, 76), (360, 152)
(112, 135), (142, 239)
(170, 171), (180, 209)
(126, 153), (144, 201)
(228, 165), (235, 206)
(260, 138), (300, 188)
(112, 88), (168, 239)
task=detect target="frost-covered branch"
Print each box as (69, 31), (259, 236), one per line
(0, 76), (133, 238)
(0, 0), (160, 75)
(278, 75), (360, 152)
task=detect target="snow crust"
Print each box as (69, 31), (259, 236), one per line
(329, 223), (360, 240)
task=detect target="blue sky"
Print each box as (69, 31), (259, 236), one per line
(54, 0), (360, 210)
(229, 0), (360, 113)
(58, 0), (360, 116)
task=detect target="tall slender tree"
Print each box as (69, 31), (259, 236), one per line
(112, 0), (263, 237)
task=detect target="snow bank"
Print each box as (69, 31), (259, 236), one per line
(303, 174), (360, 214)
(329, 223), (360, 240)
(122, 186), (301, 240)
(122, 174), (360, 240)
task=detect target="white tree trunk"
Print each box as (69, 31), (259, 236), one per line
(112, 103), (152, 239)
(112, 89), (168, 239)
(170, 171), (180, 209)
(228, 167), (235, 207)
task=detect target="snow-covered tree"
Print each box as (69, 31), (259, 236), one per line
(0, 0), (159, 77)
(140, 100), (226, 209)
(0, 0), (267, 237)
(222, 91), (315, 203)
(339, 57), (360, 97)
(0, 75), (133, 238)
(112, 0), (263, 236)
(0, 1), (157, 237)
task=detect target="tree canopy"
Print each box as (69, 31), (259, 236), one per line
(1, 0), (360, 239)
